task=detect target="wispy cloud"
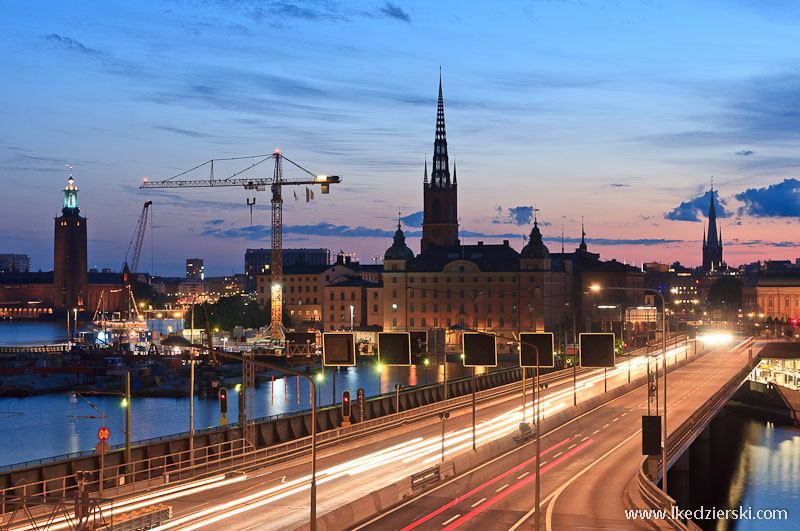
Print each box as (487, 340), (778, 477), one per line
(543, 236), (683, 247)
(735, 150), (755, 156)
(44, 34), (101, 56)
(734, 178), (800, 218)
(665, 190), (732, 222)
(380, 2), (411, 22)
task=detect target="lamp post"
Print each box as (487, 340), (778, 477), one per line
(591, 284), (668, 497)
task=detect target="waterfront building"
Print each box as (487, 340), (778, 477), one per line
(244, 248), (329, 292)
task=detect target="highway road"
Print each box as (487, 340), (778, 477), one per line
(11, 335), (755, 531)
(356, 336), (755, 531)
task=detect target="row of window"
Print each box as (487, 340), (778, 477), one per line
(390, 275), (523, 284)
(391, 317), (518, 328)
(391, 288), (530, 299)
(766, 296), (800, 309)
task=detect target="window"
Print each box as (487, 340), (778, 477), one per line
(392, 303), (398, 313)
(488, 277), (492, 283)
(487, 318), (493, 327)
(340, 293), (345, 300)
(260, 286), (264, 294)
(409, 289), (415, 298)
(314, 286), (318, 292)
(373, 304), (378, 312)
(313, 297), (318, 304)
(392, 318), (397, 326)
(330, 293), (334, 300)
(410, 318), (415, 326)
(290, 286), (294, 293)
(499, 303), (504, 313)
(512, 319), (517, 328)
(473, 319), (478, 329)
(421, 289), (427, 297)
(500, 276), (505, 282)
(474, 303), (478, 313)
(392, 289), (397, 298)
(373, 292), (378, 299)
(433, 277), (438, 283)
(460, 303), (465, 313)
(433, 303), (438, 312)
(487, 303), (492, 313)
(330, 305), (334, 311)
(351, 292), (356, 301)
(341, 315), (345, 321)
(306, 286), (310, 292)
(410, 303), (415, 312)
(325, 275), (330, 281)
(433, 290), (438, 299)
(393, 276), (397, 284)
(447, 289), (452, 298)
(447, 318), (452, 327)
(422, 303), (427, 312)
(434, 317), (439, 327)
(786, 297), (790, 309)
(460, 289), (465, 298)
(421, 277), (427, 284)
(446, 303), (451, 312)
(391, 264), (398, 271)
(340, 305), (345, 311)
(421, 318), (427, 326)
(768, 297), (773, 308)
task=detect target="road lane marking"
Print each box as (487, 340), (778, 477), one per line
(442, 514), (461, 526)
(592, 429), (600, 435)
(612, 417), (619, 422)
(471, 498), (486, 508)
(568, 444), (576, 449)
(581, 437), (589, 442)
(496, 484), (509, 493)
(442, 440), (594, 531)
(603, 423), (610, 428)
(517, 472), (529, 479)
(553, 452), (562, 458)
(544, 429), (643, 531)
(392, 437), (572, 531)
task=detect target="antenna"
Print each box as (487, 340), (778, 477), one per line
(65, 163), (77, 177)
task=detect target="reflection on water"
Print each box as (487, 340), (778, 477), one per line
(0, 321), (70, 345)
(690, 410), (800, 531)
(0, 360), (500, 467)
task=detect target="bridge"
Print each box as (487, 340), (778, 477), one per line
(0, 335), (762, 530)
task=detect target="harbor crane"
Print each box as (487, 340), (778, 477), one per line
(141, 150), (340, 446)
(122, 200), (152, 274)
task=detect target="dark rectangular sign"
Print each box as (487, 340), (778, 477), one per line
(519, 332), (555, 368)
(463, 332), (497, 367)
(579, 333), (616, 368)
(378, 332), (412, 366)
(642, 415), (661, 455)
(322, 332), (356, 367)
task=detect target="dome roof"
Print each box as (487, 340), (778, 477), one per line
(521, 221), (550, 259)
(384, 223), (415, 261)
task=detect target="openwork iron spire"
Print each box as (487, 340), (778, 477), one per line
(431, 70), (450, 187)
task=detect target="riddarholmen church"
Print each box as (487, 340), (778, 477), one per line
(382, 74), (645, 338)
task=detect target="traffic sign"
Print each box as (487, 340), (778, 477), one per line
(378, 332), (411, 366)
(519, 332), (555, 368)
(95, 441), (109, 455)
(97, 426), (110, 442)
(463, 332), (497, 367)
(579, 333), (616, 368)
(322, 332), (356, 366)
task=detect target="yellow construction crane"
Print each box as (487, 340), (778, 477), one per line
(141, 149), (340, 343)
(141, 150), (340, 448)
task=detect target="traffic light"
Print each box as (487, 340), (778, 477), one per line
(342, 390), (351, 418)
(219, 387), (228, 414)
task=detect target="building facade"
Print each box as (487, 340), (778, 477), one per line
(245, 248), (329, 292)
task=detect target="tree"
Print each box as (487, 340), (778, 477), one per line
(707, 276), (742, 311)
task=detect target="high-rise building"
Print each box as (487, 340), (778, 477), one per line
(702, 185), (723, 271)
(53, 175), (87, 311)
(0, 254), (30, 273)
(244, 248), (329, 292)
(186, 258), (204, 280)
(420, 74), (459, 252)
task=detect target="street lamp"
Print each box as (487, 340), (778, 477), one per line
(349, 305), (354, 331)
(591, 284), (668, 496)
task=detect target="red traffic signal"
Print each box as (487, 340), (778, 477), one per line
(219, 387), (228, 414)
(342, 390), (351, 418)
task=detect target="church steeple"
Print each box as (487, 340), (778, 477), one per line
(431, 69), (451, 188)
(579, 217), (587, 252)
(702, 179), (723, 271)
(421, 71), (459, 252)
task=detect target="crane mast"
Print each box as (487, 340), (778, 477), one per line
(123, 200), (152, 274)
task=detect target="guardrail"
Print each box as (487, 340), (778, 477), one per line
(632, 337), (757, 529)
(1, 334), (688, 519)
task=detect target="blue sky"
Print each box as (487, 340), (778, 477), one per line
(2, 1), (800, 276)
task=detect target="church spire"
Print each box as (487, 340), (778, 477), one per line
(424, 156), (428, 185)
(431, 68), (450, 188)
(579, 216), (587, 251)
(453, 157), (457, 184)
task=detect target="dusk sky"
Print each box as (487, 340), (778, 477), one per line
(2, 1), (799, 276)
